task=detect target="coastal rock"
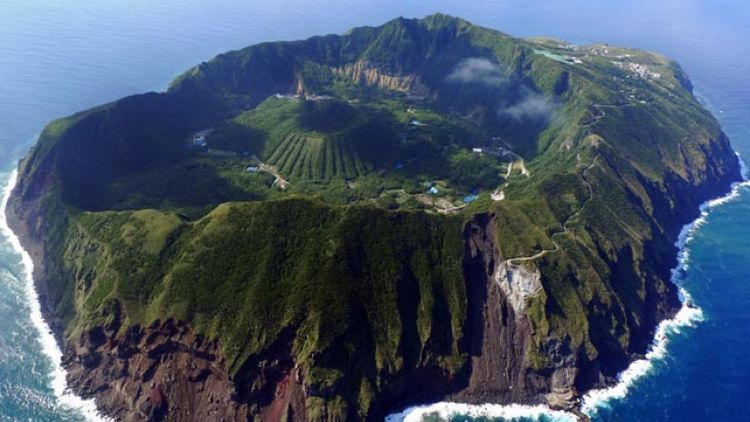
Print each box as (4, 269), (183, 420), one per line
(494, 261), (542, 316)
(452, 214), (550, 405)
(5, 13), (743, 422)
(64, 318), (249, 422)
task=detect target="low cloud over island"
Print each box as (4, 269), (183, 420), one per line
(501, 89), (556, 122)
(447, 57), (508, 86)
(447, 57), (556, 123)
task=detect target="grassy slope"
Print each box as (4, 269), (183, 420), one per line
(61, 198), (467, 418)
(11, 12), (741, 419)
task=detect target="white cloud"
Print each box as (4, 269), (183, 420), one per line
(502, 91), (555, 122)
(447, 57), (507, 86)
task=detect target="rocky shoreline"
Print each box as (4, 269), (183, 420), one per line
(3, 13), (744, 420)
(5, 180), (61, 342)
(5, 146), (740, 421)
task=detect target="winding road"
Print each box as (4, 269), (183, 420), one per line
(505, 157), (598, 265)
(502, 99), (632, 264)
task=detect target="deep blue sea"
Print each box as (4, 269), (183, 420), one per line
(1, 1), (749, 420)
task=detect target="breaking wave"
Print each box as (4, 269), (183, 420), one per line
(582, 155), (749, 415)
(388, 155), (749, 422)
(0, 169), (110, 422)
(386, 402), (575, 422)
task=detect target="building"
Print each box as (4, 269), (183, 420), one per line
(427, 186), (439, 195)
(472, 147), (483, 154)
(246, 166), (258, 173)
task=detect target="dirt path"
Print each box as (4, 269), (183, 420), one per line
(258, 162), (289, 189)
(560, 158), (596, 232)
(491, 189), (505, 201)
(501, 101), (633, 265)
(502, 159), (530, 179)
(438, 204), (468, 214)
(507, 246), (558, 264)
(581, 102), (632, 128)
(248, 154), (289, 189)
(517, 160), (530, 177)
(491, 158), (528, 202)
(504, 162), (513, 178)
(505, 158), (598, 265)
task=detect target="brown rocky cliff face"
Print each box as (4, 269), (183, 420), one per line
(233, 326), (307, 422)
(333, 61), (430, 96)
(455, 213), (536, 402)
(64, 317), (249, 421)
(53, 145), (740, 421)
(451, 214), (578, 410)
(55, 212), (569, 422)
(6, 152), (67, 342)
(64, 315), (310, 422)
(6, 131), (742, 422)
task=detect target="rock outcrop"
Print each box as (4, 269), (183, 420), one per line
(65, 317), (246, 422)
(333, 61), (430, 95)
(454, 214), (545, 403)
(5, 13), (744, 422)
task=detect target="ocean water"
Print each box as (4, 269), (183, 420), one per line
(1, 1), (749, 420)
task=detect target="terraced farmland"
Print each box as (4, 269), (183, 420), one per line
(263, 124), (398, 180)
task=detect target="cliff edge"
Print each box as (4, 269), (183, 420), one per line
(7, 13), (742, 421)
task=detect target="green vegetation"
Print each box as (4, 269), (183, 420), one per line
(54, 198), (467, 417)
(11, 12), (740, 421)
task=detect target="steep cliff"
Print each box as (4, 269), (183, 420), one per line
(6, 13), (741, 422)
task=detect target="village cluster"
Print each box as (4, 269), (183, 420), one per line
(189, 123), (524, 213)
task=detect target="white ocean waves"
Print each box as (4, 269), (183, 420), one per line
(581, 161), (749, 416)
(385, 402), (576, 422)
(0, 169), (110, 422)
(388, 161), (749, 422)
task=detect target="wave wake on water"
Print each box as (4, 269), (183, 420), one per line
(389, 156), (750, 422)
(386, 402), (576, 422)
(2, 154), (746, 422)
(0, 169), (110, 422)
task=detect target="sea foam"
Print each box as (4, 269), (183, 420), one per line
(388, 158), (750, 422)
(385, 402), (576, 422)
(581, 158), (749, 416)
(0, 169), (110, 422)
(3, 157), (745, 422)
